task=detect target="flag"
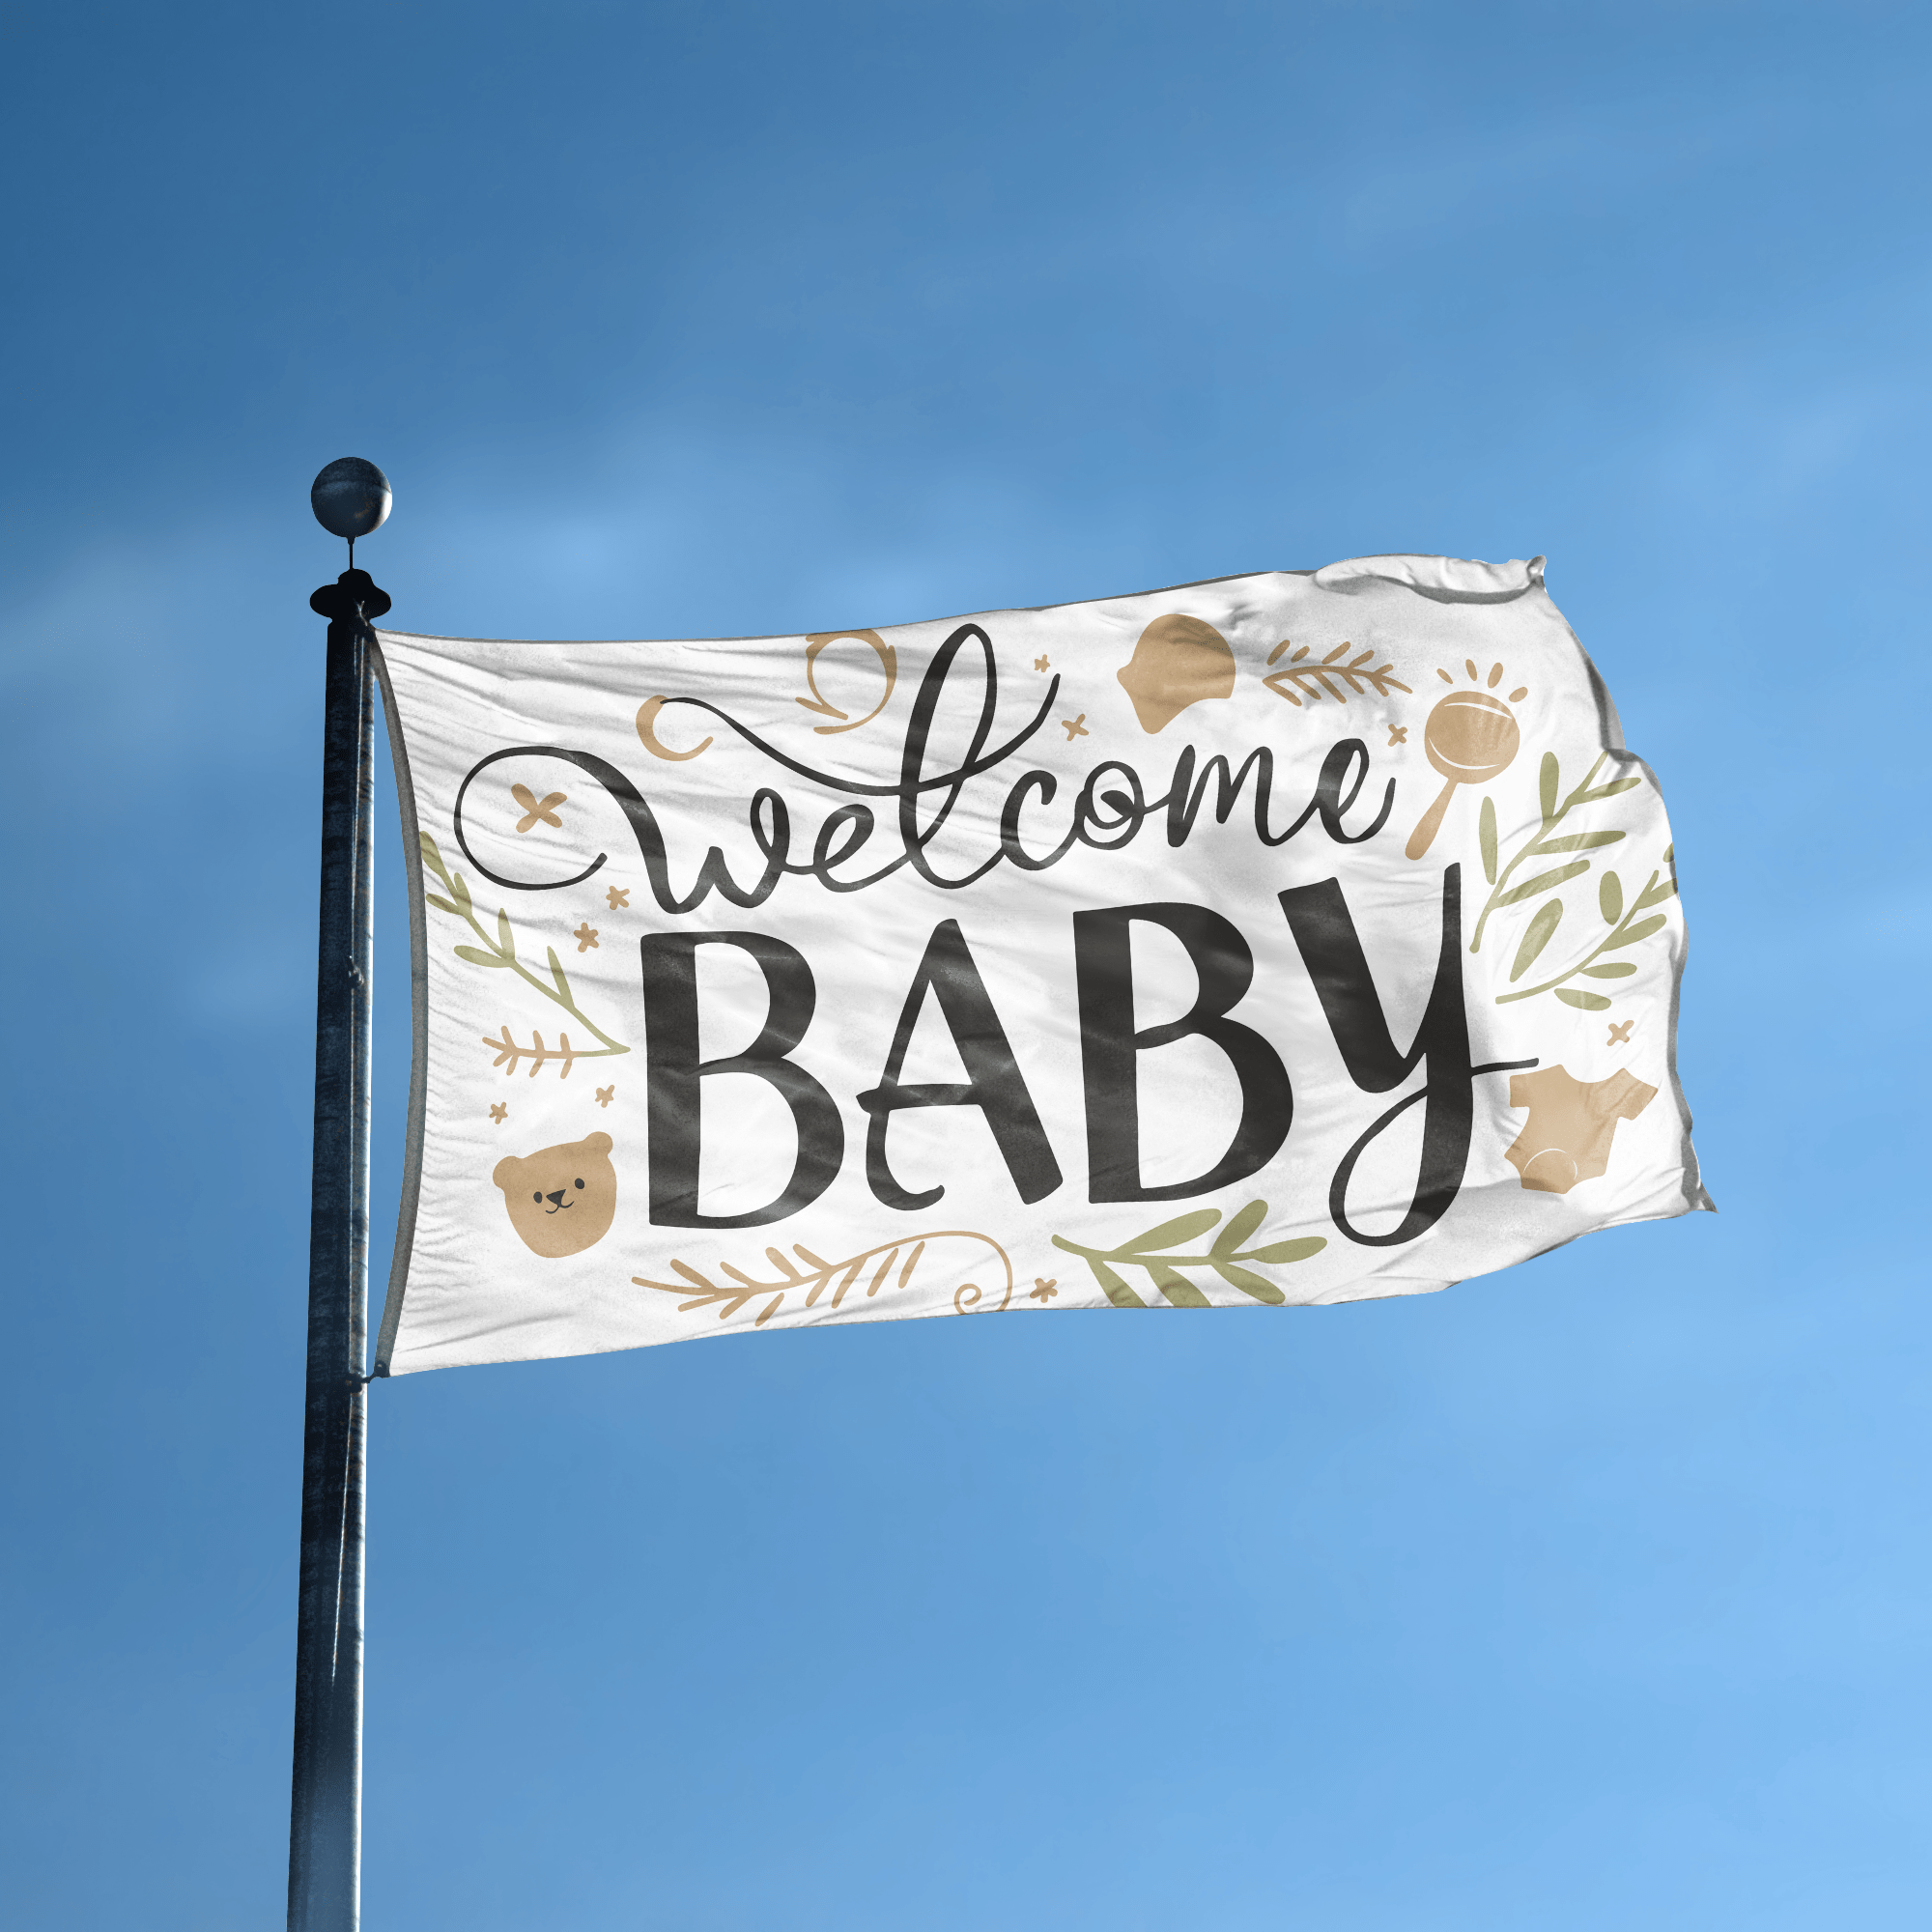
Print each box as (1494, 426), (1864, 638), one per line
(370, 554), (1708, 1376)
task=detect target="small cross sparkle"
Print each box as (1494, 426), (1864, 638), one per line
(511, 782), (566, 833)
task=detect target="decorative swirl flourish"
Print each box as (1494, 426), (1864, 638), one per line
(798, 630), (897, 735)
(636, 696), (713, 761)
(650, 624), (1058, 800)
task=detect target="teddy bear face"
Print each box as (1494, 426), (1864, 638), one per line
(492, 1131), (617, 1258)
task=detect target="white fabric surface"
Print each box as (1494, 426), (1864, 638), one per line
(373, 556), (1708, 1376)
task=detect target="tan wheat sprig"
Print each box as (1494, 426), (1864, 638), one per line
(483, 1027), (583, 1078)
(1264, 640), (1411, 707)
(637, 1231), (1013, 1325)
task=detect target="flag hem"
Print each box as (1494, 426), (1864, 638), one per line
(371, 639), (430, 1376)
(1547, 597), (1716, 1220)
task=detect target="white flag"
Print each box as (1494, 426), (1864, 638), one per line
(371, 554), (1708, 1377)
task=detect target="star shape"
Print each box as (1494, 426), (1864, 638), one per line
(489, 1102), (508, 1123)
(606, 885), (630, 910)
(573, 922), (599, 952)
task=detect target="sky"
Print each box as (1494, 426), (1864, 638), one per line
(2, 2), (1929, 1927)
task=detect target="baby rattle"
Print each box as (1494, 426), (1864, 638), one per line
(1406, 689), (1520, 860)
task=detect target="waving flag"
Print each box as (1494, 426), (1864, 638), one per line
(370, 553), (1708, 1376)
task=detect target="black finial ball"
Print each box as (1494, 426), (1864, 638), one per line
(310, 458), (392, 541)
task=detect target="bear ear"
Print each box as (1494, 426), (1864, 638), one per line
(492, 1157), (517, 1190)
(584, 1131), (612, 1155)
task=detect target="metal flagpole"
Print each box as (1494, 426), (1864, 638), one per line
(290, 460), (392, 1932)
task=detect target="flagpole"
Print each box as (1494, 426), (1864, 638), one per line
(290, 462), (391, 1932)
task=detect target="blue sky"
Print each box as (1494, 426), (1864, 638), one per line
(3, 3), (1928, 1926)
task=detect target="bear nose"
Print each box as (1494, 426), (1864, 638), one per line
(546, 1189), (567, 1207)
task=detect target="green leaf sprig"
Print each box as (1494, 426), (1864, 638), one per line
(419, 833), (630, 1061)
(1496, 850), (1678, 1009)
(1051, 1201), (1325, 1309)
(1470, 753), (1639, 954)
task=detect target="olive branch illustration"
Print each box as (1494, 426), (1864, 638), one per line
(1470, 753), (1640, 952)
(419, 832), (630, 1075)
(1051, 1202), (1325, 1309)
(636, 1231), (1013, 1327)
(1264, 641), (1412, 707)
(1497, 853), (1679, 1011)
(1467, 753), (1676, 1010)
